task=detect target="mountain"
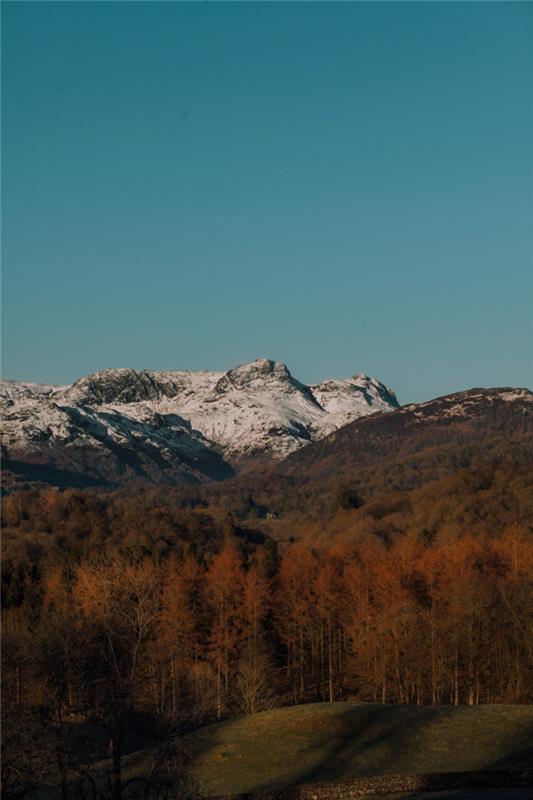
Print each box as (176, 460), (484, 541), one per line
(0, 359), (398, 487)
(278, 387), (533, 488)
(0, 379), (235, 488)
(178, 385), (533, 548)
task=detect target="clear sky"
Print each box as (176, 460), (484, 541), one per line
(2, 2), (532, 403)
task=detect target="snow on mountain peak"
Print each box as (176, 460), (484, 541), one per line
(309, 373), (399, 437)
(211, 358), (292, 393)
(1, 360), (399, 485)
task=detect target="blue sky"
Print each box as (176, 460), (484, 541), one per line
(2, 2), (532, 403)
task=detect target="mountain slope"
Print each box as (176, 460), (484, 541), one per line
(1, 360), (398, 487)
(1, 379), (235, 488)
(278, 387), (533, 486)
(178, 386), (533, 548)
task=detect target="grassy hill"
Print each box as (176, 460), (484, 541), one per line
(189, 702), (533, 796)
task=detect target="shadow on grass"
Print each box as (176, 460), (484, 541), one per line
(241, 704), (533, 795)
(245, 703), (419, 792)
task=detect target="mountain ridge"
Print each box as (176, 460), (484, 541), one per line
(1, 358), (399, 487)
(277, 385), (533, 486)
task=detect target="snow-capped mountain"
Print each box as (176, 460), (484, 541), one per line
(1, 359), (398, 487)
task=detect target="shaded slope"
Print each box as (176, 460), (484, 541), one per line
(278, 388), (533, 487)
(189, 702), (533, 796)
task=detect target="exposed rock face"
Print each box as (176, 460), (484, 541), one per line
(1, 359), (398, 486)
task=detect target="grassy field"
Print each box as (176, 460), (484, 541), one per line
(188, 702), (533, 796)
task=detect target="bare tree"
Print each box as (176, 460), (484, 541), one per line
(233, 643), (274, 715)
(75, 556), (162, 800)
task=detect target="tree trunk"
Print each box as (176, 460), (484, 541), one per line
(111, 727), (123, 800)
(328, 619), (334, 703)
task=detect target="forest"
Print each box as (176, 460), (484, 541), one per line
(2, 462), (533, 798)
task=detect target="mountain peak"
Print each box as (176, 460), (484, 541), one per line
(230, 358), (291, 380)
(210, 359), (293, 396)
(66, 368), (164, 405)
(1, 359), (399, 486)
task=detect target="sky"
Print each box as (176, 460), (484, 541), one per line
(2, 2), (532, 404)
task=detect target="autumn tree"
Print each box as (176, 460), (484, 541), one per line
(205, 543), (245, 719)
(74, 556), (161, 800)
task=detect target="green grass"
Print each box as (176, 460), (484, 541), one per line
(188, 702), (533, 796)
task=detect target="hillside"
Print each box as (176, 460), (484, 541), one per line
(278, 387), (533, 486)
(189, 703), (533, 796)
(18, 703), (533, 800)
(151, 386), (533, 548)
